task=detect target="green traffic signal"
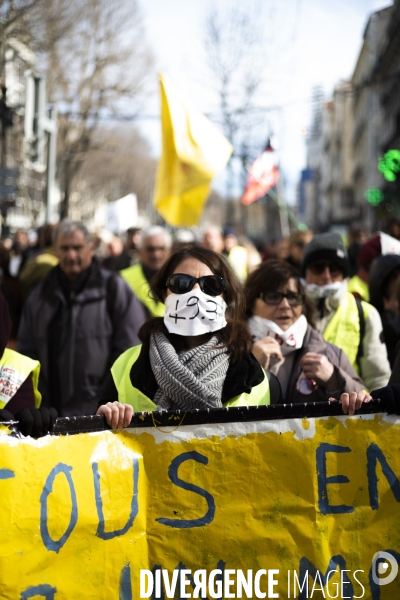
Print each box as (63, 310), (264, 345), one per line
(364, 187), (384, 206)
(378, 149), (400, 182)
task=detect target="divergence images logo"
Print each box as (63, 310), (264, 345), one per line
(372, 551), (398, 586)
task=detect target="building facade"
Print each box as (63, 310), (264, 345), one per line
(301, 4), (399, 233)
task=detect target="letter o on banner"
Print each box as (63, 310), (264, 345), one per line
(40, 463), (78, 553)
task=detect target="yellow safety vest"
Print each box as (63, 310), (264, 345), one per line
(111, 345), (271, 411)
(120, 264), (165, 317)
(228, 246), (248, 282)
(323, 292), (369, 374)
(0, 349), (41, 409)
(347, 275), (369, 302)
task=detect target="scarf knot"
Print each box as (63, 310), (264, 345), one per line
(149, 331), (230, 411)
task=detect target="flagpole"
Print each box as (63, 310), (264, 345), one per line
(276, 175), (290, 237)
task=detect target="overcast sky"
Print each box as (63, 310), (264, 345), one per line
(137, 0), (392, 206)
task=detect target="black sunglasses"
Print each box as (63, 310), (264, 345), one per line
(166, 273), (226, 296)
(260, 291), (305, 306)
(308, 261), (343, 276)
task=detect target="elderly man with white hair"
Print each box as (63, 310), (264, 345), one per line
(17, 219), (147, 417)
(120, 225), (171, 317)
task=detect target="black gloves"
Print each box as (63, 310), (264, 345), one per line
(0, 409), (14, 423)
(371, 384), (400, 414)
(14, 407), (58, 438)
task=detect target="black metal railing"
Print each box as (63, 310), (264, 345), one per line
(51, 398), (386, 436)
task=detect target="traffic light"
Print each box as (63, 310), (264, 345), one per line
(378, 150), (400, 182)
(364, 187), (384, 206)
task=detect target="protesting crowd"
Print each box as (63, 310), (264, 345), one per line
(1, 219), (400, 436)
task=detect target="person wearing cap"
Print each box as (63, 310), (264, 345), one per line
(301, 232), (391, 392)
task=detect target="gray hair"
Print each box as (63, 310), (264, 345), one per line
(139, 226), (171, 249)
(52, 219), (92, 245)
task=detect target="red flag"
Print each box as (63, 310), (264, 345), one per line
(241, 145), (279, 206)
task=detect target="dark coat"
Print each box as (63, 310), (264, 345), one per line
(272, 324), (366, 404)
(17, 259), (147, 416)
(368, 254), (400, 367)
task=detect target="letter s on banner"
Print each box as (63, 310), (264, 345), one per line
(156, 451), (215, 528)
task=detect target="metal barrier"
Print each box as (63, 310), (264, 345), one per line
(52, 398), (384, 435)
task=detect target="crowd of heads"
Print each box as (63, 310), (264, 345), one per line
(2, 217), (400, 351)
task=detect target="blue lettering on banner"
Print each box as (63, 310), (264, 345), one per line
(40, 463), (78, 553)
(316, 444), (354, 514)
(119, 563), (132, 600)
(367, 443), (400, 510)
(20, 584), (57, 599)
(0, 468), (14, 479)
(156, 451), (215, 528)
(93, 458), (139, 540)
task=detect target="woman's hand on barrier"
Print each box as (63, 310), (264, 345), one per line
(252, 337), (283, 369)
(299, 353), (335, 385)
(338, 391), (372, 416)
(96, 402), (133, 430)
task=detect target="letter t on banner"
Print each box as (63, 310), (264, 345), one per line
(153, 74), (233, 227)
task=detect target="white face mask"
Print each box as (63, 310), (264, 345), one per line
(164, 289), (227, 336)
(249, 314), (308, 356)
(301, 280), (344, 299)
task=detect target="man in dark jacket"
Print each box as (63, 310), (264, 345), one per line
(17, 219), (147, 417)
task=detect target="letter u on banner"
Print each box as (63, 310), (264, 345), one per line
(92, 458), (139, 540)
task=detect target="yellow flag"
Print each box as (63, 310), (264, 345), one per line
(154, 74), (233, 227)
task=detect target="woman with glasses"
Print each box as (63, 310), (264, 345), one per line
(244, 260), (370, 410)
(97, 247), (282, 429)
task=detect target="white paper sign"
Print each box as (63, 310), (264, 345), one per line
(164, 290), (227, 336)
(379, 231), (400, 255)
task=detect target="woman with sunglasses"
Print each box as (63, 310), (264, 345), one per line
(244, 260), (371, 412)
(97, 247), (282, 428)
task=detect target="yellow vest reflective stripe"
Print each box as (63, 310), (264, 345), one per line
(228, 246), (248, 281)
(347, 275), (369, 302)
(323, 292), (369, 373)
(0, 349), (42, 409)
(111, 345), (271, 411)
(120, 264), (165, 317)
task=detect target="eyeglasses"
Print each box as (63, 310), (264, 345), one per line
(166, 273), (226, 296)
(260, 291), (305, 306)
(308, 261), (343, 276)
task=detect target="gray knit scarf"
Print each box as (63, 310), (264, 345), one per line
(149, 331), (230, 411)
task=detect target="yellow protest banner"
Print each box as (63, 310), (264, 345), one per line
(0, 414), (400, 599)
(153, 74), (233, 226)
